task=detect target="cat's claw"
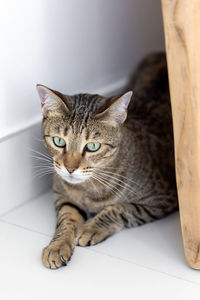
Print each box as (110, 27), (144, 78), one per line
(42, 242), (73, 269)
(77, 222), (109, 247)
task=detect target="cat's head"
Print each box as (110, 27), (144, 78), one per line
(36, 85), (132, 184)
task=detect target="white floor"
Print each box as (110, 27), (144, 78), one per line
(1, 191), (200, 300)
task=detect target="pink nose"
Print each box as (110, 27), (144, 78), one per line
(66, 167), (76, 174)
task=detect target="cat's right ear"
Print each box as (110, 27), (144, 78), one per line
(95, 91), (133, 126)
(36, 84), (69, 117)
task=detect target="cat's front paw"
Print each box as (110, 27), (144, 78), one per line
(42, 241), (74, 269)
(76, 221), (110, 246)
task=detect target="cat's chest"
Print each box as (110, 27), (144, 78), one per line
(83, 196), (118, 213)
(64, 186), (118, 213)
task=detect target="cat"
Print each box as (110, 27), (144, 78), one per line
(36, 52), (178, 269)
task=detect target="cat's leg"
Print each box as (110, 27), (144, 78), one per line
(77, 201), (176, 246)
(42, 202), (86, 269)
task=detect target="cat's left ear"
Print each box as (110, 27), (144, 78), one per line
(96, 91), (133, 125)
(36, 84), (69, 117)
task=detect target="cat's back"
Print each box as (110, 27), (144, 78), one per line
(123, 53), (176, 187)
(125, 52), (173, 141)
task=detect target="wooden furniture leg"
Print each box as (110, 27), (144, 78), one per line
(161, 0), (200, 269)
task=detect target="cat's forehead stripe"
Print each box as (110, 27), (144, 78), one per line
(72, 94), (103, 116)
(66, 94), (104, 135)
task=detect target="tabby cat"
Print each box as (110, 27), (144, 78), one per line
(36, 53), (177, 269)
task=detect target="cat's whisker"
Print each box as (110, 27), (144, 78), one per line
(95, 173), (129, 201)
(31, 157), (54, 174)
(30, 155), (53, 164)
(32, 160), (54, 166)
(94, 171), (140, 199)
(93, 173), (127, 200)
(32, 163), (54, 167)
(32, 169), (54, 179)
(92, 173), (126, 201)
(26, 147), (52, 162)
(33, 171), (53, 177)
(31, 158), (54, 174)
(91, 174), (120, 199)
(32, 166), (54, 174)
(33, 174), (53, 180)
(94, 171), (142, 196)
(95, 168), (141, 188)
(32, 166), (54, 172)
(88, 178), (101, 197)
(32, 161), (54, 169)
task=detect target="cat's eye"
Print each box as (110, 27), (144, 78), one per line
(85, 142), (101, 152)
(53, 136), (66, 148)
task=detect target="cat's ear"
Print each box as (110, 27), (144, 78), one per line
(96, 91), (133, 125)
(36, 84), (69, 117)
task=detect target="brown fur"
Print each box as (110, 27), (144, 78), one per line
(37, 52), (177, 269)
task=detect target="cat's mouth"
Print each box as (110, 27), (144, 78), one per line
(55, 166), (91, 184)
(61, 175), (87, 184)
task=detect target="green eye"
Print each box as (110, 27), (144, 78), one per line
(53, 136), (66, 148)
(86, 142), (101, 152)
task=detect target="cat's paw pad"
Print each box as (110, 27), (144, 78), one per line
(77, 223), (108, 246)
(42, 241), (73, 269)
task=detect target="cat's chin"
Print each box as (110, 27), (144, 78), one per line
(60, 175), (88, 184)
(56, 171), (89, 184)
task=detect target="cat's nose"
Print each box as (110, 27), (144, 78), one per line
(66, 167), (77, 174)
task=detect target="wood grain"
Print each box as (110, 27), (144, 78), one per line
(162, 0), (200, 269)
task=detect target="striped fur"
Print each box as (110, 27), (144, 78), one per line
(38, 52), (177, 269)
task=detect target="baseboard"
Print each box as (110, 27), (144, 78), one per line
(0, 77), (128, 216)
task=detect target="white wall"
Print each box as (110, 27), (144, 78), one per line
(1, 0), (164, 140)
(0, 124), (52, 215)
(0, 0), (165, 214)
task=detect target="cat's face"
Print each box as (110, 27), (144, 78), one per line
(37, 85), (132, 184)
(43, 119), (120, 184)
